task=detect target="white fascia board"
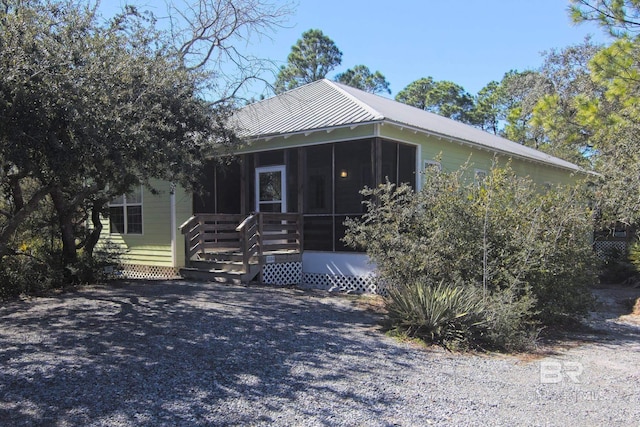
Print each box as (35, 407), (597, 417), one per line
(235, 122), (382, 155)
(240, 120), (382, 144)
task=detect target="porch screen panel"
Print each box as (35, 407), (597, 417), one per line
(246, 153), (255, 214)
(303, 216), (333, 251)
(215, 161), (241, 214)
(304, 145), (333, 214)
(335, 140), (372, 214)
(193, 160), (216, 213)
(398, 143), (417, 188)
(301, 139), (413, 252)
(381, 141), (398, 183)
(287, 149), (298, 213)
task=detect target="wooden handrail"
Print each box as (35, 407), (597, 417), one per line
(178, 215), (197, 231)
(180, 213), (303, 273)
(181, 213), (244, 263)
(235, 213), (256, 232)
(237, 214), (258, 273)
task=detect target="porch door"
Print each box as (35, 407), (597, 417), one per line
(255, 165), (286, 213)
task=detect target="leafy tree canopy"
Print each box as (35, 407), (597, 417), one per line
(494, 70), (553, 147)
(468, 40), (601, 167)
(335, 65), (391, 94)
(395, 77), (476, 124)
(570, 0), (640, 36)
(574, 37), (640, 224)
(567, 2), (640, 224)
(530, 39), (604, 166)
(471, 80), (504, 135)
(274, 28), (342, 93)
(0, 0), (290, 274)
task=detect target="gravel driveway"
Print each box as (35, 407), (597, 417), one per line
(1, 280), (638, 426)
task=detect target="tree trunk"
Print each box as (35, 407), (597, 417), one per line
(83, 200), (104, 259)
(8, 176), (25, 212)
(49, 187), (78, 267)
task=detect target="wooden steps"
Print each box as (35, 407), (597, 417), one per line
(180, 259), (261, 284)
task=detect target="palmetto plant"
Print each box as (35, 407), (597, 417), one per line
(385, 280), (486, 349)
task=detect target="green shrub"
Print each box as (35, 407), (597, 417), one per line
(0, 241), (120, 301)
(608, 241), (640, 283)
(628, 240), (640, 268)
(345, 162), (598, 351)
(482, 288), (539, 351)
(0, 251), (65, 300)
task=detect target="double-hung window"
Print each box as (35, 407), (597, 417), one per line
(109, 186), (143, 234)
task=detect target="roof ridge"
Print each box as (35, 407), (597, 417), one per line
(323, 79), (385, 120)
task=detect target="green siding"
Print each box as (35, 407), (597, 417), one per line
(99, 180), (192, 268)
(379, 125), (579, 186)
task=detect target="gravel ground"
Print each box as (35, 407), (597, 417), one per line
(0, 280), (638, 427)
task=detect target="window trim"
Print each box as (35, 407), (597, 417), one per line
(108, 186), (144, 235)
(255, 165), (287, 213)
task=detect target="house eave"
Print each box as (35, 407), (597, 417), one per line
(238, 120), (383, 144)
(380, 119), (585, 174)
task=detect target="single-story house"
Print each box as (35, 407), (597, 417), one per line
(101, 79), (584, 293)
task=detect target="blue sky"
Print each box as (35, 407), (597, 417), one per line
(101, 0), (611, 99)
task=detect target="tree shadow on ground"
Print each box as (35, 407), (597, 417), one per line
(537, 285), (640, 354)
(0, 280), (444, 426)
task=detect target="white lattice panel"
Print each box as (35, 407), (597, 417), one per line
(262, 262), (302, 286)
(117, 264), (181, 280)
(302, 272), (381, 294)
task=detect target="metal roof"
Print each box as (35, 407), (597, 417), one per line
(232, 79), (582, 172)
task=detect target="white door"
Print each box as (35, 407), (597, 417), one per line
(255, 165), (286, 213)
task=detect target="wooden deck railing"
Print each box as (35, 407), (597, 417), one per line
(179, 214), (245, 262)
(179, 213), (302, 268)
(236, 214), (259, 274)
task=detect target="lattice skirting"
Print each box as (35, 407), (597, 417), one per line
(262, 262), (302, 286)
(115, 264), (181, 280)
(302, 272), (381, 294)
(594, 240), (628, 257)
